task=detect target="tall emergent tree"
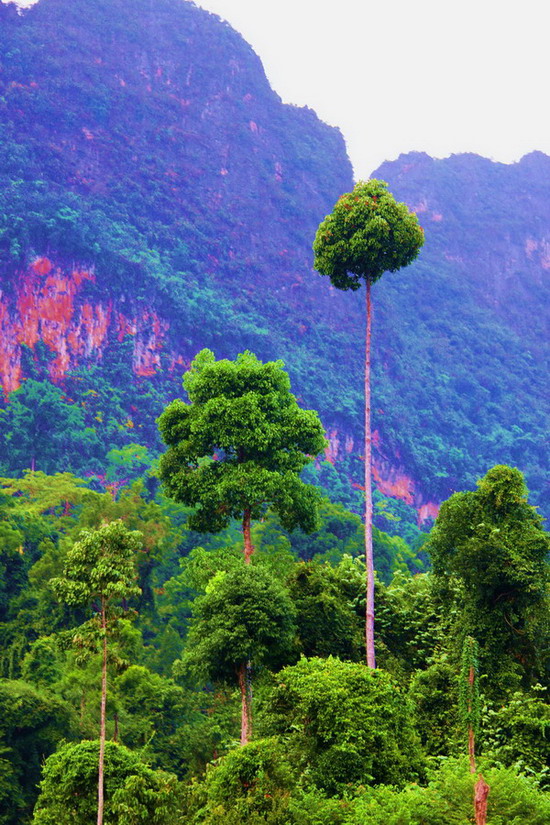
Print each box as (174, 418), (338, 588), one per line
(157, 348), (326, 743)
(313, 180), (424, 667)
(51, 520), (143, 825)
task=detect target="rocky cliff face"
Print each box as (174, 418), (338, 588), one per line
(0, 255), (175, 392)
(0, 0), (548, 518)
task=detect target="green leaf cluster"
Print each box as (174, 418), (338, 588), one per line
(158, 349), (327, 534)
(262, 656), (424, 794)
(32, 740), (182, 825)
(181, 564), (297, 685)
(51, 520), (142, 609)
(313, 180), (424, 289)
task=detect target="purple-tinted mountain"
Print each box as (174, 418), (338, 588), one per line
(0, 0), (548, 519)
(370, 151), (549, 513)
(0, 0), (360, 462)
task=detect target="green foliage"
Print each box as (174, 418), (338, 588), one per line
(287, 790), (352, 825)
(181, 564), (297, 685)
(0, 464), (548, 820)
(113, 664), (198, 776)
(0, 751), (23, 825)
(286, 560), (363, 660)
(427, 465), (550, 694)
(348, 759), (550, 825)
(105, 444), (154, 490)
(0, 380), (100, 476)
(259, 499), (364, 564)
(313, 179), (424, 289)
(263, 656), (424, 794)
(458, 636), (480, 741)
(197, 738), (297, 824)
(0, 470), (91, 519)
(20, 635), (63, 687)
(158, 349), (327, 534)
(72, 481), (177, 613)
(0, 679), (76, 825)
(32, 740), (182, 825)
(374, 571), (451, 676)
(482, 688), (550, 787)
(408, 660), (459, 757)
(51, 520), (142, 611)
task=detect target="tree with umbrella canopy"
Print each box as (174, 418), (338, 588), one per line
(314, 180), (424, 667)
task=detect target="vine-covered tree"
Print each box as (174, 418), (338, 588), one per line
(157, 348), (327, 561)
(313, 180), (424, 667)
(427, 465), (550, 695)
(459, 637), (490, 825)
(264, 656), (424, 794)
(51, 521), (142, 825)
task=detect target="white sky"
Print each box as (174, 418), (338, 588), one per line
(10, 0), (550, 178)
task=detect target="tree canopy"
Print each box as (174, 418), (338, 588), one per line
(313, 179), (424, 290)
(157, 349), (327, 538)
(427, 465), (550, 693)
(181, 564), (297, 685)
(313, 179), (424, 668)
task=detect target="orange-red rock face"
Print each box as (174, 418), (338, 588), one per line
(326, 426), (439, 524)
(0, 257), (169, 393)
(372, 461), (415, 506)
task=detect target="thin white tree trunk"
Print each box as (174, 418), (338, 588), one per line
(97, 599), (107, 825)
(365, 279), (376, 668)
(241, 510), (253, 744)
(238, 661), (252, 745)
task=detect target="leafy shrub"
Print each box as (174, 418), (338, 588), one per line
(348, 759), (550, 825)
(194, 738), (296, 824)
(32, 740), (181, 825)
(263, 656), (425, 794)
(482, 689), (550, 787)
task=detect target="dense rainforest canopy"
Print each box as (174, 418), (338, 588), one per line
(0, 455), (548, 822)
(0, 356), (548, 823)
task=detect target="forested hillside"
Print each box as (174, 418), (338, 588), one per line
(0, 0), (548, 521)
(374, 150), (550, 512)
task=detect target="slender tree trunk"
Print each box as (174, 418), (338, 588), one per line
(238, 662), (251, 745)
(241, 509), (253, 744)
(465, 654), (489, 824)
(365, 279), (376, 668)
(97, 599), (107, 825)
(474, 775), (490, 825)
(243, 509), (254, 563)
(468, 664), (476, 773)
